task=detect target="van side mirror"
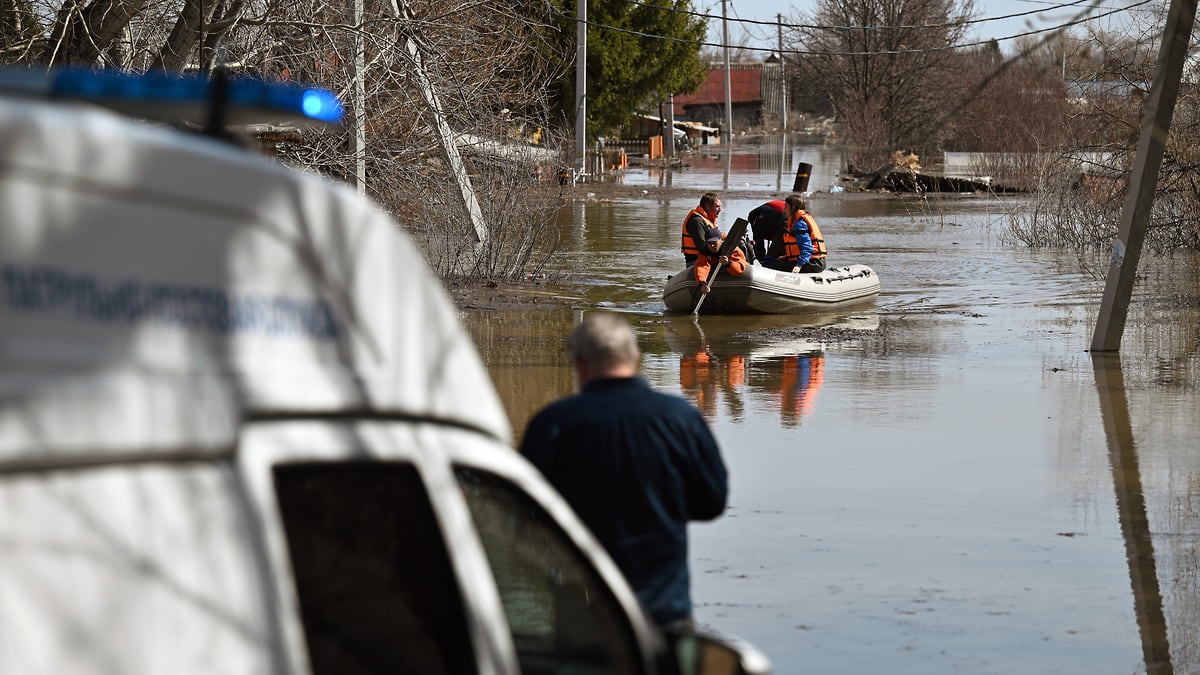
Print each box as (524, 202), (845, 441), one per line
(663, 626), (772, 675)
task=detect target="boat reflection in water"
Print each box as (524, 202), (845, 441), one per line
(665, 312), (875, 428)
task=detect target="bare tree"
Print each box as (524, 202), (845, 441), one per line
(1005, 7), (1200, 256)
(785, 0), (976, 170)
(932, 48), (1069, 188)
(699, 39), (760, 65)
(1, 0), (576, 280)
(1012, 30), (1101, 82)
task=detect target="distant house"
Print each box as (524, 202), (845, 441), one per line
(673, 63), (781, 131)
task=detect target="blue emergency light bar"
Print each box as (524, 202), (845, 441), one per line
(0, 67), (344, 127)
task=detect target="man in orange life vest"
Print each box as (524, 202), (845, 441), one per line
(761, 193), (827, 274)
(695, 227), (747, 295)
(681, 192), (722, 264)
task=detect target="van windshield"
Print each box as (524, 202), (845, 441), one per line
(274, 462), (476, 675)
(455, 465), (643, 675)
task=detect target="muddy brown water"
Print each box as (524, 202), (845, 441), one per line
(459, 144), (1200, 674)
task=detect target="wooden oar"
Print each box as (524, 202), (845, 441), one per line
(692, 218), (749, 315)
(691, 261), (724, 314)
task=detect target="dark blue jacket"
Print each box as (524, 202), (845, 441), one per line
(519, 376), (728, 624)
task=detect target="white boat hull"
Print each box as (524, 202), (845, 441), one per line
(663, 263), (881, 315)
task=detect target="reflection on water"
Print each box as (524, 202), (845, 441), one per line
(778, 353), (824, 427)
(672, 318), (828, 428)
(461, 144), (1200, 674)
(1093, 354), (1173, 675)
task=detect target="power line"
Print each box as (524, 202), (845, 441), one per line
(568, 0), (1150, 57)
(613, 0), (1118, 33)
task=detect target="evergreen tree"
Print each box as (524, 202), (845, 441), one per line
(539, 0), (708, 139)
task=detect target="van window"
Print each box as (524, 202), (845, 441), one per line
(454, 466), (642, 675)
(274, 462), (476, 675)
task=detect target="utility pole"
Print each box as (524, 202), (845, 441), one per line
(350, 0), (366, 194)
(722, 0), (732, 144)
(666, 93), (676, 156)
(575, 0), (587, 178)
(777, 14), (786, 131)
(662, 99), (672, 147)
(1091, 0), (1197, 352)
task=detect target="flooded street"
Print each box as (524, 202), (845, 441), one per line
(460, 144), (1200, 674)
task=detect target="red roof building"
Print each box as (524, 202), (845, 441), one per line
(673, 64), (766, 131)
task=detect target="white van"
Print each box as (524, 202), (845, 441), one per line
(0, 69), (769, 675)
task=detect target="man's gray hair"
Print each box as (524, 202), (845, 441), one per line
(568, 312), (641, 368)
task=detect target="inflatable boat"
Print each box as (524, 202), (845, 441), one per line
(663, 263), (881, 315)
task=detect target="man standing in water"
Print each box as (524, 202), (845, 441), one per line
(520, 312), (729, 629)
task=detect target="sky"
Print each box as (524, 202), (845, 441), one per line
(703, 0), (1142, 56)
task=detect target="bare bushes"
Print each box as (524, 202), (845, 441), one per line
(406, 136), (574, 280)
(3, 0), (575, 282)
(1003, 17), (1200, 257)
(840, 103), (891, 173)
(1003, 152), (1200, 258)
(961, 153), (1047, 191)
(787, 0), (977, 170)
(1001, 156), (1117, 249)
(265, 0), (573, 281)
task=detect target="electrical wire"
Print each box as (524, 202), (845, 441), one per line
(613, 0), (1120, 33)
(564, 0), (1151, 56)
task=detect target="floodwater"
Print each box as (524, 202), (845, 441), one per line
(459, 143), (1200, 674)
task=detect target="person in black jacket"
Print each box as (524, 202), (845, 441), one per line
(747, 199), (787, 264)
(519, 312), (729, 629)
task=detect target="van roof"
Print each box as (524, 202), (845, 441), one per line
(0, 92), (511, 467)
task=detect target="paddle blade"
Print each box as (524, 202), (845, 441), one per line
(720, 218), (749, 258)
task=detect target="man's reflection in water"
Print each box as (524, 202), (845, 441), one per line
(679, 349), (748, 422)
(779, 354), (824, 428)
(678, 349), (823, 428)
(679, 348), (718, 418)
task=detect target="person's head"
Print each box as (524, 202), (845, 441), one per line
(704, 226), (722, 253)
(784, 193), (806, 218)
(699, 191), (722, 220)
(567, 312), (641, 385)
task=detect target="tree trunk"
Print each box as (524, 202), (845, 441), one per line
(47, 0), (147, 65)
(152, 0), (204, 70)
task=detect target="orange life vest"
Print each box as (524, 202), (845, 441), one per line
(681, 207), (715, 257)
(781, 211), (827, 262)
(781, 354), (825, 424)
(727, 355), (745, 388)
(694, 241), (747, 286)
(679, 349), (715, 416)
